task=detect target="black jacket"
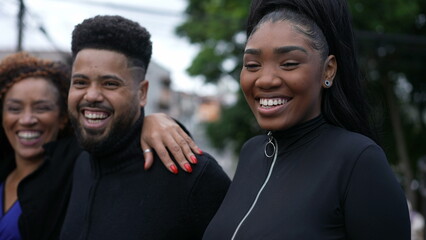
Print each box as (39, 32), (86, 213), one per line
(60, 115), (230, 240)
(0, 137), (82, 240)
(203, 116), (410, 240)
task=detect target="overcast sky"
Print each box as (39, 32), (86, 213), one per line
(0, 0), (218, 93)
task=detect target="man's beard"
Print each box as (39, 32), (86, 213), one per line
(69, 105), (139, 153)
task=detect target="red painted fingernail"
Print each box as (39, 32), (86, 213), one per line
(198, 148), (203, 155)
(190, 155), (198, 164)
(184, 163), (192, 173)
(170, 165), (178, 174)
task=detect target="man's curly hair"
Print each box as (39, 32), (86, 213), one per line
(0, 52), (73, 158)
(71, 15), (152, 73)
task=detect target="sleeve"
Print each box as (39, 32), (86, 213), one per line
(344, 144), (411, 240)
(188, 154), (231, 238)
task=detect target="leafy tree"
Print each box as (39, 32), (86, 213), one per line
(349, 0), (426, 207)
(176, 0), (257, 153)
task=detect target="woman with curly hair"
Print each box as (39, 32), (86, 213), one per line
(0, 52), (81, 240)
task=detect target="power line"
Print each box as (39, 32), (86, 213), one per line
(55, 0), (182, 17)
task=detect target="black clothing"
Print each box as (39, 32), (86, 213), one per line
(60, 115), (230, 240)
(0, 137), (82, 240)
(203, 116), (410, 240)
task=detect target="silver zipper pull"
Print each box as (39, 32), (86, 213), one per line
(264, 131), (276, 158)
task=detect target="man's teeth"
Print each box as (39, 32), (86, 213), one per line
(18, 131), (41, 139)
(84, 111), (109, 124)
(84, 112), (108, 120)
(260, 98), (288, 107)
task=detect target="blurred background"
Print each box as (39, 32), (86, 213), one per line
(1, 0), (426, 238)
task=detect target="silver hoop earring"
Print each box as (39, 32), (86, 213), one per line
(324, 80), (331, 88)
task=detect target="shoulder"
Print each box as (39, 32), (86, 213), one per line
(325, 124), (375, 145)
(190, 152), (231, 184)
(322, 124), (382, 156)
(319, 125), (389, 175)
(148, 151), (230, 186)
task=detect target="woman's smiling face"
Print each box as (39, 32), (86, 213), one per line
(2, 77), (66, 162)
(240, 20), (335, 131)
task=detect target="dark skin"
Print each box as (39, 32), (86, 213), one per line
(141, 113), (202, 173)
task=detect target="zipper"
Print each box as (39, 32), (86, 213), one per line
(231, 131), (278, 240)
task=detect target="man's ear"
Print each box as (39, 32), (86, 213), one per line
(138, 80), (149, 107)
(322, 55), (337, 88)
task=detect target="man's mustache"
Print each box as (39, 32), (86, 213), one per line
(77, 102), (113, 112)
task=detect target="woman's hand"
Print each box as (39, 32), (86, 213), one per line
(141, 113), (202, 174)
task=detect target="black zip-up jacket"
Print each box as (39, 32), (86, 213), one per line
(60, 114), (230, 240)
(203, 116), (410, 240)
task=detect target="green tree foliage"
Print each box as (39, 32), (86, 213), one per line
(349, 0), (426, 165)
(177, 0), (426, 175)
(176, 0), (256, 155)
(176, 0), (251, 82)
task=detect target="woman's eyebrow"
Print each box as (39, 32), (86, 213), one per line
(244, 48), (261, 55)
(244, 46), (308, 55)
(274, 46), (308, 54)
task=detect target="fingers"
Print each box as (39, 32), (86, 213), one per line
(157, 131), (194, 173)
(141, 113), (203, 174)
(142, 142), (154, 170)
(151, 139), (180, 174)
(141, 132), (179, 174)
(167, 130), (196, 172)
(176, 127), (203, 156)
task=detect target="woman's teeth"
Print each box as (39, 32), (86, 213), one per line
(260, 98), (288, 107)
(18, 131), (41, 139)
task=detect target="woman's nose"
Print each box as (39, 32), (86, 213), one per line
(255, 67), (282, 90)
(19, 111), (37, 125)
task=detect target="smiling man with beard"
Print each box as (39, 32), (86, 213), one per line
(60, 15), (230, 240)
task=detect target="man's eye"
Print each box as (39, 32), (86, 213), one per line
(104, 81), (120, 87)
(72, 80), (87, 86)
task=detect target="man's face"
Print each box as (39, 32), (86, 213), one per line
(68, 49), (148, 149)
